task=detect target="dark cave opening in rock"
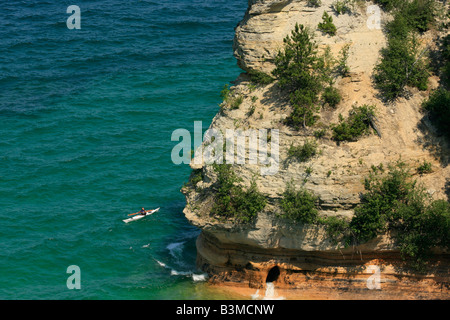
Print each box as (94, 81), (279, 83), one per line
(265, 266), (280, 283)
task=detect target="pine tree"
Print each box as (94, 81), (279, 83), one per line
(273, 24), (328, 128)
(318, 11), (337, 36)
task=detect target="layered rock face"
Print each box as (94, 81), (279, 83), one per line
(234, 0), (388, 75)
(182, 0), (450, 299)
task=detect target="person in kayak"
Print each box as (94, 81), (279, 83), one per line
(139, 208), (146, 215)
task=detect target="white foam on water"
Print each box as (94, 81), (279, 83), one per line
(166, 241), (185, 259)
(261, 282), (285, 300)
(170, 269), (191, 276)
(264, 282), (275, 299)
(154, 255), (206, 283)
(192, 273), (208, 282)
(155, 260), (167, 268)
(166, 240), (192, 269)
(156, 259), (187, 276)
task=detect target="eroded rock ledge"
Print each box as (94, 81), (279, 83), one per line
(198, 231), (449, 300)
(182, 0), (450, 299)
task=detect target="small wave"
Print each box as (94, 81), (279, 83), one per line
(171, 270), (208, 282)
(192, 273), (208, 282)
(166, 241), (185, 259)
(251, 283), (285, 300)
(262, 283), (285, 300)
(155, 259), (167, 268)
(155, 259), (207, 282)
(170, 269), (191, 276)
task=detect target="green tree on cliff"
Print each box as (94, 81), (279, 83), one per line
(273, 23), (329, 128)
(318, 11), (337, 36)
(211, 164), (266, 223)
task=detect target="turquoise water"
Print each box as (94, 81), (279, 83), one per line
(0, 0), (246, 299)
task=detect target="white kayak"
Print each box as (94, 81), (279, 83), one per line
(123, 207), (160, 223)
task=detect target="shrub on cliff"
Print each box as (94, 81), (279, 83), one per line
(322, 85), (341, 108)
(248, 69), (274, 85)
(219, 84), (244, 111)
(190, 169), (203, 187)
(336, 43), (351, 77)
(373, 0), (401, 12)
(422, 88), (450, 139)
(416, 160), (433, 175)
(375, 0), (435, 32)
(307, 0), (321, 7)
(374, 32), (429, 101)
(211, 164), (266, 223)
(419, 33), (450, 141)
(287, 139), (318, 162)
(280, 182), (319, 224)
(230, 95), (244, 110)
(318, 11), (337, 36)
(220, 84), (231, 102)
(332, 0), (352, 15)
(331, 105), (375, 142)
(403, 0), (435, 33)
(373, 1), (433, 101)
(318, 216), (351, 245)
(348, 161), (450, 271)
(273, 23), (330, 128)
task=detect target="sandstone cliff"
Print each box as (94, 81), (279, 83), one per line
(182, 0), (450, 299)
